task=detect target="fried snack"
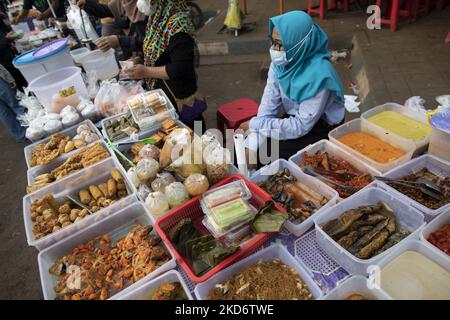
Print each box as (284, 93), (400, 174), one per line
(79, 189), (92, 205)
(89, 185), (103, 200)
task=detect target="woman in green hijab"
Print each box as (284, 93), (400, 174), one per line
(241, 11), (345, 163)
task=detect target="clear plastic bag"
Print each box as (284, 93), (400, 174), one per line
(205, 147), (231, 185)
(94, 80), (144, 117)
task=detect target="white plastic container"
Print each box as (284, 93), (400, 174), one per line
(24, 120), (101, 169)
(420, 209), (450, 260)
(79, 49), (119, 80)
(378, 154), (450, 221)
(289, 139), (382, 200)
(429, 126), (450, 163)
(38, 201), (176, 300)
(70, 47), (91, 64)
(27, 67), (88, 112)
(321, 275), (392, 300)
(361, 103), (431, 156)
(12, 50), (47, 83)
(112, 270), (193, 300)
(328, 119), (416, 173)
(24, 157), (137, 250)
(32, 38), (75, 73)
(194, 244), (323, 300)
(376, 239), (450, 300)
(250, 159), (338, 236)
(314, 187), (425, 275)
(27, 141), (113, 186)
(11, 22), (30, 34)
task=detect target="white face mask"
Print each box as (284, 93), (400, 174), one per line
(270, 26), (314, 67)
(137, 0), (156, 16)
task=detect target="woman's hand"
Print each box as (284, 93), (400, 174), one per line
(75, 0), (86, 8)
(123, 64), (151, 80)
(6, 31), (19, 41)
(95, 36), (119, 52)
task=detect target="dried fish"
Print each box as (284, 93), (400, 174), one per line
(375, 229), (410, 255)
(355, 229), (390, 259)
(348, 219), (390, 254)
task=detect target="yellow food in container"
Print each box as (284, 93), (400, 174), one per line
(368, 111), (432, 141)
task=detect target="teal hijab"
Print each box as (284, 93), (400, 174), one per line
(269, 11), (344, 103)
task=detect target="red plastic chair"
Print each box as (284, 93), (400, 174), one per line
(216, 98), (259, 139)
(307, 0), (353, 19)
(375, 0), (419, 32)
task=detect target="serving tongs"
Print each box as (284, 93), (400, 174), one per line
(306, 166), (356, 181)
(65, 195), (94, 215)
(374, 176), (444, 201)
(303, 166), (360, 193)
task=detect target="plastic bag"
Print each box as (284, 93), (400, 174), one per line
(94, 80), (144, 117)
(86, 71), (99, 99)
(205, 147), (231, 185)
(66, 5), (99, 43)
(436, 95), (450, 107)
(404, 96), (427, 114)
(78, 98), (99, 122)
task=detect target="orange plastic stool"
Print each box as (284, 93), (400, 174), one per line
(216, 98), (259, 140)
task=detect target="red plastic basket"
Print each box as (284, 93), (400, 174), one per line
(154, 174), (282, 283)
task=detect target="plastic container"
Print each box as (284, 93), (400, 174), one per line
(38, 201), (176, 300)
(27, 141), (113, 186)
(289, 139), (381, 200)
(13, 50), (47, 83)
(420, 209), (450, 260)
(32, 38), (75, 72)
(194, 244), (323, 300)
(70, 47), (90, 64)
(314, 187), (425, 275)
(361, 103), (431, 156)
(376, 239), (450, 300)
(24, 120), (101, 169)
(154, 175), (279, 283)
(250, 159), (338, 236)
(112, 270), (193, 300)
(428, 126), (450, 163)
(79, 49), (119, 80)
(27, 67), (88, 113)
(127, 89), (178, 131)
(328, 119), (416, 173)
(201, 179), (252, 210)
(23, 157), (137, 250)
(378, 154), (450, 221)
(321, 275), (392, 300)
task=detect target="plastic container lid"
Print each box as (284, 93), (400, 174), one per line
(201, 180), (252, 210)
(33, 38), (69, 60)
(13, 50), (37, 65)
(430, 112), (450, 134)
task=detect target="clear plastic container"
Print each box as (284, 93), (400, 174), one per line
(314, 187), (425, 275)
(27, 141), (113, 187)
(13, 49), (47, 83)
(112, 270), (193, 300)
(24, 120), (101, 169)
(420, 209), (450, 260)
(378, 154), (450, 221)
(361, 103), (431, 156)
(79, 49), (119, 81)
(193, 244), (323, 300)
(70, 47), (90, 64)
(38, 201), (176, 300)
(250, 159), (338, 236)
(288, 139), (381, 200)
(128, 89), (177, 130)
(376, 239), (450, 300)
(23, 157), (137, 250)
(328, 119), (416, 173)
(201, 179), (252, 210)
(321, 275), (392, 300)
(27, 66), (88, 113)
(428, 126), (450, 162)
(32, 38), (75, 73)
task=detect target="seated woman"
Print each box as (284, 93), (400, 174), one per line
(123, 0), (206, 129)
(241, 11), (345, 164)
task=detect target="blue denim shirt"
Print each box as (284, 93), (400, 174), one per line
(249, 63), (344, 143)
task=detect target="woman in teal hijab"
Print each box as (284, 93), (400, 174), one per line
(241, 11), (345, 164)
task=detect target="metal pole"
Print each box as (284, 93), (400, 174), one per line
(46, 0), (57, 18)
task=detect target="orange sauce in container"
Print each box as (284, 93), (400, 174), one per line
(338, 132), (406, 164)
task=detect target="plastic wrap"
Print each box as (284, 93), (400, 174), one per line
(43, 119), (63, 135)
(136, 158), (160, 181)
(165, 182), (190, 208)
(94, 80), (144, 117)
(139, 144), (161, 161)
(184, 173), (209, 197)
(127, 167), (141, 187)
(145, 191), (170, 218)
(205, 147), (231, 185)
(150, 172), (176, 193)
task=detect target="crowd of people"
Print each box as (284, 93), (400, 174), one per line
(0, 0), (344, 165)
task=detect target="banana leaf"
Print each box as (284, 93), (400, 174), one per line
(252, 201), (288, 233)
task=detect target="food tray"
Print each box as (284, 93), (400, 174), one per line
(429, 126), (450, 162)
(420, 209), (450, 261)
(38, 201), (177, 300)
(289, 139), (381, 200)
(361, 102), (430, 156)
(201, 179), (252, 210)
(23, 157), (137, 251)
(101, 110), (179, 145)
(193, 244), (323, 300)
(154, 174), (281, 283)
(24, 120), (102, 169)
(250, 159), (338, 236)
(328, 119), (416, 173)
(378, 154), (450, 221)
(321, 275), (392, 300)
(27, 140), (113, 186)
(112, 270), (193, 300)
(376, 239), (450, 299)
(314, 187), (425, 275)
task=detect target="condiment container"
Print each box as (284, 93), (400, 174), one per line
(321, 275), (392, 300)
(420, 209), (450, 261)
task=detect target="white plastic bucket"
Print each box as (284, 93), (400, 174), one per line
(13, 50), (47, 83)
(32, 38), (75, 72)
(79, 48), (119, 80)
(70, 47), (90, 64)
